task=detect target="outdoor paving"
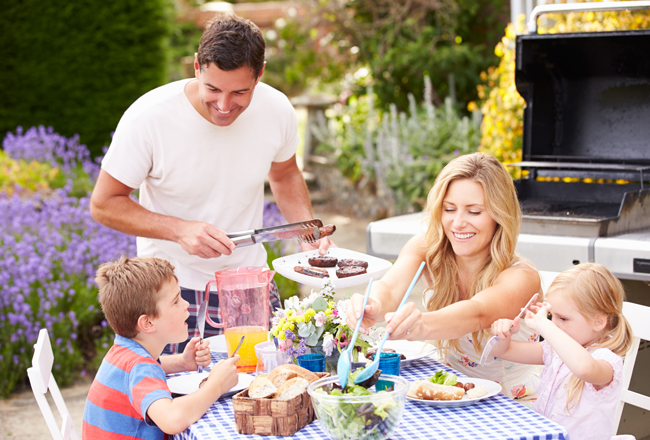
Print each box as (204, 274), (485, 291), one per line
(1, 208), (424, 439)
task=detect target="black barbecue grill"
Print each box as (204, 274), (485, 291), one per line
(510, 26), (650, 237)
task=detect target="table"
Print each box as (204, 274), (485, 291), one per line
(172, 353), (570, 440)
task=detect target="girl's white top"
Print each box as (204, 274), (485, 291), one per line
(533, 341), (623, 440)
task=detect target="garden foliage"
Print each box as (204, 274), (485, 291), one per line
(0, 0), (172, 157)
(476, 4), (650, 168)
(314, 77), (481, 214)
(0, 127), (137, 398)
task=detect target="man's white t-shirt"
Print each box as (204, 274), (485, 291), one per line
(102, 79), (299, 290)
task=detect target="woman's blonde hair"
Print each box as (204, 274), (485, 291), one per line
(423, 152), (523, 356)
(546, 263), (633, 413)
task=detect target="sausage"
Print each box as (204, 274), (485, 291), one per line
(318, 224), (336, 238)
(464, 382), (475, 391)
(308, 256), (338, 267)
(336, 266), (367, 278)
(337, 258), (369, 269)
(294, 266), (329, 278)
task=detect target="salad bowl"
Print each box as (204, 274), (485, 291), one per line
(307, 374), (408, 440)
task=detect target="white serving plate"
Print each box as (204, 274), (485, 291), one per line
(356, 340), (440, 366)
(167, 372), (254, 397)
(407, 377), (502, 408)
(272, 248), (392, 288)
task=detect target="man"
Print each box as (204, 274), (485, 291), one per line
(90, 13), (332, 354)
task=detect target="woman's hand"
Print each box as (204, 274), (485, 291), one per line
(345, 294), (383, 334)
(384, 302), (422, 340)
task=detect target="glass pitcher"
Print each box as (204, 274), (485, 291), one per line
(204, 266), (274, 372)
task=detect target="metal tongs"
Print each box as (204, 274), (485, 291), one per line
(226, 219), (323, 247)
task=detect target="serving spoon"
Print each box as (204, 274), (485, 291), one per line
(354, 261), (426, 385)
(337, 278), (373, 388)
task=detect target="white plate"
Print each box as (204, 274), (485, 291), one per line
(356, 340), (440, 366)
(407, 377), (502, 408)
(167, 372), (254, 397)
(205, 334), (227, 353)
(272, 248), (392, 288)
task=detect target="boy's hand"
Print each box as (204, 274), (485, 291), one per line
(181, 337), (211, 371)
(524, 301), (552, 331)
(205, 355), (240, 396)
(490, 318), (519, 340)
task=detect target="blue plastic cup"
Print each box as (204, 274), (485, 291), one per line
(297, 353), (326, 373)
(376, 352), (401, 391)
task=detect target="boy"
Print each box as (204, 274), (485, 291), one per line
(82, 257), (240, 438)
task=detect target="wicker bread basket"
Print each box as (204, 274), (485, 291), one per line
(232, 372), (329, 436)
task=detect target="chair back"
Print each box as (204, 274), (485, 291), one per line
(613, 302), (650, 436)
(26, 329), (81, 440)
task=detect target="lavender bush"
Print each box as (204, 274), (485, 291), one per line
(0, 127), (135, 397)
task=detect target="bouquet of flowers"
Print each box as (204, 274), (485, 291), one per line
(270, 279), (382, 362)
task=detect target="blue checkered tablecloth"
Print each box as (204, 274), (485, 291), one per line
(172, 353), (569, 440)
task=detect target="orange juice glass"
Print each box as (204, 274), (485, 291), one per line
(225, 326), (268, 372)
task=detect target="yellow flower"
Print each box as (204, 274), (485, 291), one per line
(278, 332), (286, 340)
(324, 310), (332, 316)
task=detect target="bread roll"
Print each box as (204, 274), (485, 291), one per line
(273, 377), (309, 400)
(248, 375), (277, 399)
(267, 364), (319, 388)
(407, 380), (465, 401)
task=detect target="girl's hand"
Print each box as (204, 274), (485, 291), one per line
(524, 301), (552, 331)
(491, 318), (519, 340)
(182, 337), (211, 370)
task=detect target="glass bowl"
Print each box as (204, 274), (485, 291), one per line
(307, 374), (408, 440)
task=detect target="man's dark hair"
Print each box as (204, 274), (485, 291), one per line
(197, 13), (266, 78)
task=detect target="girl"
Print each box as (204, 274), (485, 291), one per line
(490, 263), (633, 440)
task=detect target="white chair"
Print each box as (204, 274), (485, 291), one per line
(612, 302), (650, 438)
(27, 328), (81, 440)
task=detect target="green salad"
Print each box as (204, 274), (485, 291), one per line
(428, 370), (457, 386)
(312, 369), (402, 440)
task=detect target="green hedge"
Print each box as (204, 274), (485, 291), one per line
(0, 0), (172, 157)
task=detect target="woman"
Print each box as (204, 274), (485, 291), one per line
(347, 152), (542, 401)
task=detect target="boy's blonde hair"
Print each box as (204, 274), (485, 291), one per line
(423, 152), (526, 356)
(96, 257), (178, 338)
(547, 263), (633, 412)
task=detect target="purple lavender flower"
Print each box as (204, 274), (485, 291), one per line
(284, 329), (296, 340)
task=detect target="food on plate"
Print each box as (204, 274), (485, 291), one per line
(267, 363), (320, 388)
(365, 348), (407, 361)
(294, 265), (329, 278)
(336, 266), (367, 278)
(319, 224), (337, 238)
(311, 368), (404, 440)
(274, 377), (309, 400)
(407, 380), (465, 401)
(308, 256), (338, 267)
(248, 375), (277, 398)
(337, 258), (369, 269)
(466, 385), (488, 399)
(428, 370), (458, 386)
(198, 377), (207, 389)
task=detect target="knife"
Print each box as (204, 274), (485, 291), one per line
(226, 219), (324, 247)
(196, 299), (208, 373)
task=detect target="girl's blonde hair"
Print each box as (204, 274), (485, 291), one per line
(423, 152), (523, 356)
(547, 263), (633, 412)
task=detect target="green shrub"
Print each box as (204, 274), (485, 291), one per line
(0, 0), (172, 157)
(315, 76), (481, 214)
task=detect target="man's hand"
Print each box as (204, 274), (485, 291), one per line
(177, 221), (235, 259)
(181, 337), (211, 371)
(299, 237), (336, 256)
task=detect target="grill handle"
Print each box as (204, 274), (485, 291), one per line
(528, 1), (650, 34)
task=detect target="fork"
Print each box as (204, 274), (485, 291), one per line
(297, 226), (320, 244)
(478, 293), (539, 366)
